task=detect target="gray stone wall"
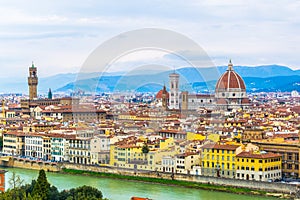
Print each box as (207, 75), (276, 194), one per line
(63, 163), (297, 195)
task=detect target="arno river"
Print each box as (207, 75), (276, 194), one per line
(1, 167), (275, 200)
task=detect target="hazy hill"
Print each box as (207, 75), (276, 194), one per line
(1, 65), (299, 94)
(56, 65), (300, 93)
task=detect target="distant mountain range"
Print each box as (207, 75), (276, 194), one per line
(1, 65), (299, 94)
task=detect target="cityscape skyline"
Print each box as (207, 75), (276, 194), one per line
(0, 1), (300, 199)
(1, 1), (300, 78)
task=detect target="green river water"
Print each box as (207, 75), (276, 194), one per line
(0, 167), (275, 200)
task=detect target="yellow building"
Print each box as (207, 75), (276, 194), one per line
(201, 144), (239, 178)
(236, 151), (281, 181)
(3, 132), (25, 156)
(110, 138), (177, 171)
(186, 132), (205, 141)
(252, 139), (300, 178)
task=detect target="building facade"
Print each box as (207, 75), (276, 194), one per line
(201, 144), (239, 178)
(169, 73), (180, 109)
(236, 151), (282, 181)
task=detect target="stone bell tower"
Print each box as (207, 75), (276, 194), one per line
(28, 62), (38, 100)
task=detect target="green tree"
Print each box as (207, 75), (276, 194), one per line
(142, 144), (149, 154)
(66, 185), (103, 200)
(0, 136), (3, 151)
(49, 185), (59, 200)
(32, 169), (50, 200)
(142, 143), (150, 165)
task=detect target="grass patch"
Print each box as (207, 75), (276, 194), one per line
(62, 168), (269, 196)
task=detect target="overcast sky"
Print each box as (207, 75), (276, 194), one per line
(1, 0), (300, 78)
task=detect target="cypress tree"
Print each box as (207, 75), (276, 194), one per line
(32, 169), (50, 200)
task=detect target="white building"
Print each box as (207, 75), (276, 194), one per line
(175, 152), (200, 174)
(161, 156), (175, 173)
(25, 134), (44, 159)
(51, 136), (71, 162)
(90, 134), (110, 165)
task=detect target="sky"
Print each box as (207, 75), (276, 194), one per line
(1, 0), (300, 78)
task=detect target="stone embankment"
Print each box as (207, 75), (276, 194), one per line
(0, 156), (60, 172)
(1, 156), (299, 198)
(62, 163), (298, 196)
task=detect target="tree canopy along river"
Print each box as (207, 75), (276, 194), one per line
(1, 167), (275, 200)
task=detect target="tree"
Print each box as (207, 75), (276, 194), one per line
(142, 144), (149, 154)
(8, 172), (24, 199)
(8, 172), (24, 190)
(32, 169), (50, 200)
(60, 185), (103, 200)
(142, 144), (150, 164)
(0, 136), (3, 151)
(0, 171), (106, 200)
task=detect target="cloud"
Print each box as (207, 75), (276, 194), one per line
(0, 0), (300, 80)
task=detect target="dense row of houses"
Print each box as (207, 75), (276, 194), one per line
(2, 130), (110, 165)
(2, 127), (284, 182)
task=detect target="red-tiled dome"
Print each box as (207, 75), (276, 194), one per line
(215, 61), (246, 91)
(156, 86), (169, 99)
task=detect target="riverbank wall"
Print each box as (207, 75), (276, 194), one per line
(2, 157), (298, 197)
(0, 157), (61, 172)
(62, 163), (298, 196)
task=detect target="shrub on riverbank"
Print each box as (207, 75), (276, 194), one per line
(0, 169), (107, 200)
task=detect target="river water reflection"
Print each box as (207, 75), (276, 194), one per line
(1, 167), (275, 200)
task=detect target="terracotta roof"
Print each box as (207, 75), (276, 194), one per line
(236, 151), (281, 159)
(156, 86), (169, 99)
(202, 143), (240, 150)
(215, 62), (246, 91)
